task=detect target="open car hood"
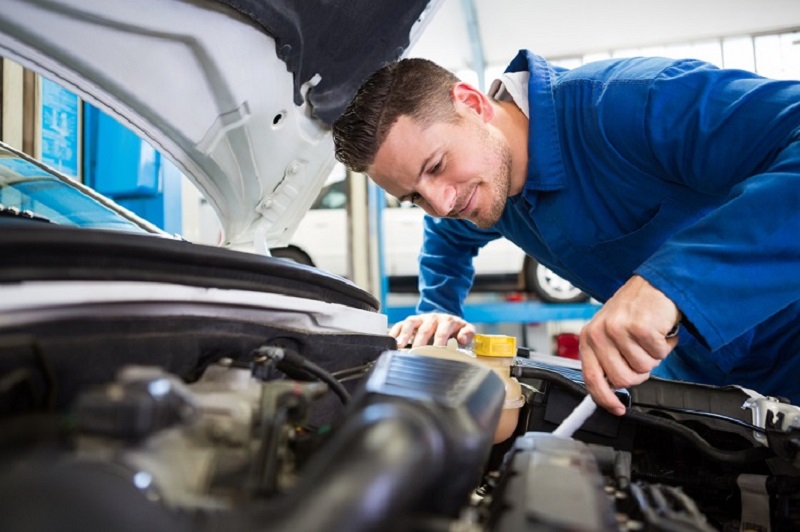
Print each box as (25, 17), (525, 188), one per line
(0, 0), (439, 252)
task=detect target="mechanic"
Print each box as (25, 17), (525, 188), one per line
(331, 51), (800, 415)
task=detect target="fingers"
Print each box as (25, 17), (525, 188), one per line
(582, 319), (664, 379)
(580, 324), (647, 417)
(455, 323), (476, 346)
(432, 314), (471, 346)
(412, 317), (439, 347)
(390, 316), (425, 348)
(580, 311), (672, 414)
(579, 275), (682, 415)
(389, 313), (473, 348)
(581, 342), (626, 416)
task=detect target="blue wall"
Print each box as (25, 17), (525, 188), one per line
(82, 104), (182, 234)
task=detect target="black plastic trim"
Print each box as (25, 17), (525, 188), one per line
(0, 225), (380, 312)
(213, 0), (433, 124)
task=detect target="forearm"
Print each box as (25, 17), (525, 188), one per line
(416, 216), (499, 316)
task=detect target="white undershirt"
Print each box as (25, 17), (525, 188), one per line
(488, 71), (530, 118)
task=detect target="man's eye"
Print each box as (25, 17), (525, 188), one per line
(430, 161), (442, 174)
(410, 193), (422, 204)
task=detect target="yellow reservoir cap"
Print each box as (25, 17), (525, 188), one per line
(472, 334), (517, 358)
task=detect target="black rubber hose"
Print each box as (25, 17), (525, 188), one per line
(512, 365), (772, 465)
(625, 409), (772, 465)
(306, 360), (350, 402)
(255, 346), (351, 404)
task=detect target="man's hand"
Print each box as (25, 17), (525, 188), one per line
(580, 275), (681, 416)
(389, 312), (476, 348)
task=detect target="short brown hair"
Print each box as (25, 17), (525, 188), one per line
(332, 58), (460, 173)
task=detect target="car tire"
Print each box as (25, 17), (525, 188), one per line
(523, 258), (589, 304)
(270, 246), (314, 266)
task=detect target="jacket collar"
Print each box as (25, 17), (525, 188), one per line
(505, 49), (567, 194)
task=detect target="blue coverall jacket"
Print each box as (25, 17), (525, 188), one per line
(418, 50), (800, 403)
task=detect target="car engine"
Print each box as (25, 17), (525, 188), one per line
(0, 230), (797, 531)
(1, 336), (798, 532)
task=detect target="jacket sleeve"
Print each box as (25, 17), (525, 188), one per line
(416, 215), (502, 316)
(631, 60), (800, 351)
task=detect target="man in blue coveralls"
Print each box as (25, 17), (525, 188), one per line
(331, 52), (800, 415)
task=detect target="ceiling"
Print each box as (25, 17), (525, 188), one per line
(408, 0), (800, 71)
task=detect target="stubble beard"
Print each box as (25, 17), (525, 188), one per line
(471, 129), (513, 229)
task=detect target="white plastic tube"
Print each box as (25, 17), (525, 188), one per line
(551, 394), (598, 438)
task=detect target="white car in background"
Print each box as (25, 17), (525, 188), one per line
(272, 171), (589, 303)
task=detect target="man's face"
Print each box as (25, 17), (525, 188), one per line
(367, 114), (512, 229)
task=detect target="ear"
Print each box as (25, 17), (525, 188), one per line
(451, 82), (495, 123)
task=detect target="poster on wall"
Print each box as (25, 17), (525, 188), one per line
(40, 77), (81, 179)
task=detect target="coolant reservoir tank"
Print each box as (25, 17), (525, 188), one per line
(409, 334), (524, 443)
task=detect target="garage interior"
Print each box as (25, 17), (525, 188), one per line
(0, 1), (799, 530)
(6, 0), (796, 354)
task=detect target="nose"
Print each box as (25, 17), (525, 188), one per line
(420, 181), (457, 217)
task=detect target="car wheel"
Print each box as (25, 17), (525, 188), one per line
(523, 258), (589, 304)
(270, 246), (314, 266)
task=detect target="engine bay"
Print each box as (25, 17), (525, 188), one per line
(1, 325), (798, 532)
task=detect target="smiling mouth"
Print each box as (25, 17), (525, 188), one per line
(455, 187), (477, 217)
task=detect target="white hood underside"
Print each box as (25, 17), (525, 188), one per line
(0, 0), (336, 252)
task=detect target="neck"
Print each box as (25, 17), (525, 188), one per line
(492, 99), (529, 196)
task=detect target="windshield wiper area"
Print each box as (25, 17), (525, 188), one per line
(0, 203), (52, 224)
